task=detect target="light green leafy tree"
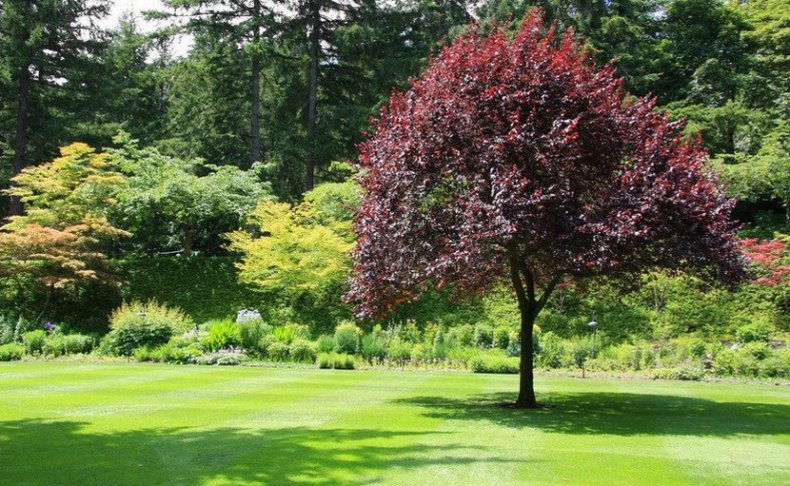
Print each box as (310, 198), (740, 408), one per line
(227, 181), (358, 332)
(112, 134), (270, 256)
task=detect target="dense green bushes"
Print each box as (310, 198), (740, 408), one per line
(22, 330), (46, 355)
(103, 301), (193, 356)
(0, 316), (96, 360)
(0, 343), (24, 361)
(469, 354), (520, 374)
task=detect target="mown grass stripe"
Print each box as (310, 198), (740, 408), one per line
(1, 363), (788, 486)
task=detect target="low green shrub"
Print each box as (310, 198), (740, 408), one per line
(255, 335), (275, 358)
(216, 353), (243, 366)
(202, 320), (242, 352)
(267, 341), (290, 361)
(239, 319), (271, 352)
(536, 331), (564, 369)
(133, 346), (157, 362)
(157, 336), (203, 364)
(104, 322), (173, 356)
(317, 352), (333, 369)
(411, 343), (433, 362)
(317, 352), (355, 370)
(448, 324), (474, 347)
(105, 301), (193, 355)
(473, 325), (493, 348)
(650, 366), (705, 381)
(63, 334), (95, 354)
(758, 351), (790, 378)
(493, 326), (510, 349)
(43, 334), (67, 357)
(317, 334), (334, 353)
(711, 349), (738, 375)
(362, 333), (387, 364)
(386, 338), (411, 363)
(22, 330), (46, 355)
(43, 333), (96, 356)
(0, 343), (25, 361)
(290, 339), (318, 363)
(740, 342), (771, 360)
(272, 323), (310, 344)
(333, 353), (355, 370)
(334, 322), (361, 354)
(735, 321), (772, 343)
(469, 355), (519, 374)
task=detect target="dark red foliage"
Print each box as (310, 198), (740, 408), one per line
(347, 12), (745, 319)
(739, 238), (790, 286)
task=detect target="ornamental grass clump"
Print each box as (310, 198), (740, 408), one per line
(202, 320), (242, 352)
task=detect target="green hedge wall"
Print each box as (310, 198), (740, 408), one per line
(120, 257), (264, 324)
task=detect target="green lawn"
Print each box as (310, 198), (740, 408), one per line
(1, 362), (788, 485)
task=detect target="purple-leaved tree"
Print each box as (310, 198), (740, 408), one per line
(346, 11), (745, 408)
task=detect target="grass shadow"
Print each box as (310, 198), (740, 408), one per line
(0, 419), (514, 485)
(395, 391), (790, 437)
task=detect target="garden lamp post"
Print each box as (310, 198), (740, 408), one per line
(588, 319), (598, 358)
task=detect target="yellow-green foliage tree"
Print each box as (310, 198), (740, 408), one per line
(0, 143), (129, 316)
(227, 182), (358, 332)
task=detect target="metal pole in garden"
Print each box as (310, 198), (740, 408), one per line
(588, 319), (598, 358)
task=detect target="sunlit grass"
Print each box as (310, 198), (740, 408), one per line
(1, 362), (788, 485)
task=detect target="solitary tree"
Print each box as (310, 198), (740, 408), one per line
(346, 11), (745, 408)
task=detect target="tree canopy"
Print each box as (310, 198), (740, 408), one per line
(347, 11), (745, 407)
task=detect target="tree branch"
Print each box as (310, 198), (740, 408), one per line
(508, 250), (529, 314)
(533, 273), (562, 318)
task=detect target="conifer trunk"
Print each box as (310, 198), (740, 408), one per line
(249, 0), (262, 166)
(305, 1), (320, 192)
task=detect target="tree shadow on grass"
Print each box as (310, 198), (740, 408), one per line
(0, 419), (514, 485)
(395, 392), (790, 437)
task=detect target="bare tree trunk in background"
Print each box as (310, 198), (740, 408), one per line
(305, 1), (320, 192)
(10, 64), (31, 216)
(249, 0), (263, 166)
(183, 224), (194, 257)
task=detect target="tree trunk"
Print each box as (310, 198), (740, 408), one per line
(250, 57), (261, 166)
(305, 2), (320, 192)
(249, 0), (262, 166)
(509, 252), (538, 408)
(10, 63), (31, 216)
(183, 224), (193, 257)
(509, 249), (560, 409)
(516, 301), (538, 408)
